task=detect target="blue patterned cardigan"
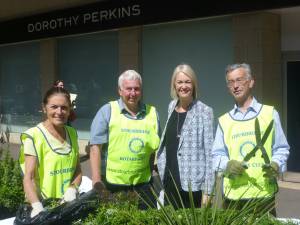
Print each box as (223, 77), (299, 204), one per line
(157, 99), (215, 194)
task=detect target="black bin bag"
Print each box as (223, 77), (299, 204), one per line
(14, 190), (100, 225)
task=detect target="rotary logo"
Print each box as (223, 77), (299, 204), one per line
(129, 137), (144, 154)
(239, 141), (256, 158)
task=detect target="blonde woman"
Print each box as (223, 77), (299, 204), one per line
(157, 64), (214, 208)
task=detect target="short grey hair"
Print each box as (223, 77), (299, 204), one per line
(118, 70), (142, 89)
(225, 63), (252, 80)
(170, 64), (198, 100)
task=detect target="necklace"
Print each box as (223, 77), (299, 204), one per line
(176, 112), (181, 138)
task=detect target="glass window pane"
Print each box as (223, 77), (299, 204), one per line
(58, 32), (119, 139)
(0, 42), (41, 132)
(142, 18), (234, 123)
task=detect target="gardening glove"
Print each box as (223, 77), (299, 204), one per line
(31, 201), (45, 218)
(62, 186), (78, 202)
(262, 161), (279, 179)
(225, 160), (246, 177)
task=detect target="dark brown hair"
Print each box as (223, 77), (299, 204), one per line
(53, 79), (64, 87)
(43, 87), (71, 106)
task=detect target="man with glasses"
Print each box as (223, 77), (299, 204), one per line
(89, 70), (160, 209)
(212, 63), (289, 215)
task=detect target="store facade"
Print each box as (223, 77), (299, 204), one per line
(0, 0), (300, 171)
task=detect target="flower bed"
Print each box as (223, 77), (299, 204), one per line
(0, 145), (299, 225)
(78, 203), (298, 225)
(76, 192), (298, 225)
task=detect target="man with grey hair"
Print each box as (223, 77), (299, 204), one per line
(212, 63), (289, 215)
(89, 70), (160, 209)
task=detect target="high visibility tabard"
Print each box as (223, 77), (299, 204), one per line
(106, 101), (159, 185)
(19, 125), (78, 199)
(219, 105), (278, 200)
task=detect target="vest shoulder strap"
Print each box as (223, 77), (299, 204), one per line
(260, 104), (274, 116)
(65, 126), (78, 139)
(218, 112), (230, 131)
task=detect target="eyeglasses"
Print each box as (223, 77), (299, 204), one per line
(227, 77), (248, 87)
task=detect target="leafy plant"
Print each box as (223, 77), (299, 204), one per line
(0, 145), (24, 214)
(154, 172), (299, 225)
(77, 172), (297, 225)
(77, 192), (161, 225)
(77, 186), (296, 225)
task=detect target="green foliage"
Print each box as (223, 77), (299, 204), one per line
(79, 203), (295, 225)
(154, 179), (294, 225)
(0, 146), (24, 212)
(155, 203), (291, 225)
(78, 192), (161, 225)
(77, 190), (296, 225)
(43, 198), (61, 210)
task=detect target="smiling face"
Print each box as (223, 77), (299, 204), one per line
(118, 79), (142, 109)
(43, 94), (70, 127)
(174, 72), (194, 101)
(226, 68), (254, 104)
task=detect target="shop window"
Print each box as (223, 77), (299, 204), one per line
(58, 31), (118, 139)
(0, 43), (41, 133)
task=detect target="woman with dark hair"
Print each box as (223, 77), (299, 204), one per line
(19, 87), (82, 218)
(53, 80), (77, 125)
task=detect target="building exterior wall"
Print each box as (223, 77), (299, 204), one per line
(118, 27), (141, 73)
(233, 12), (283, 115)
(0, 2), (295, 159)
(40, 39), (58, 95)
(0, 13), (283, 142)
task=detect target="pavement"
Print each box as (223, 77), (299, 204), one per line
(277, 172), (300, 219)
(3, 143), (300, 219)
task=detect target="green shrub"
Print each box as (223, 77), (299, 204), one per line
(78, 203), (296, 225)
(0, 146), (24, 212)
(77, 192), (161, 225)
(77, 190), (296, 225)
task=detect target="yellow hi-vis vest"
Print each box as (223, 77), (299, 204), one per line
(219, 105), (278, 200)
(19, 125), (79, 199)
(106, 101), (160, 186)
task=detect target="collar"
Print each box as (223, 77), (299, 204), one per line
(117, 98), (146, 115)
(233, 97), (261, 115)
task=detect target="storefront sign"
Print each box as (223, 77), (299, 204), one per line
(26, 4), (141, 33)
(0, 0), (299, 44)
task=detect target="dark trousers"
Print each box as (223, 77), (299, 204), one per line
(223, 196), (276, 217)
(164, 179), (202, 209)
(104, 180), (156, 210)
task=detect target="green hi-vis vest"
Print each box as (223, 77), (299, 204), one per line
(219, 105), (278, 200)
(19, 125), (79, 199)
(106, 101), (160, 186)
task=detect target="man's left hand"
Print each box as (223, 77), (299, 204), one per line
(262, 161), (279, 178)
